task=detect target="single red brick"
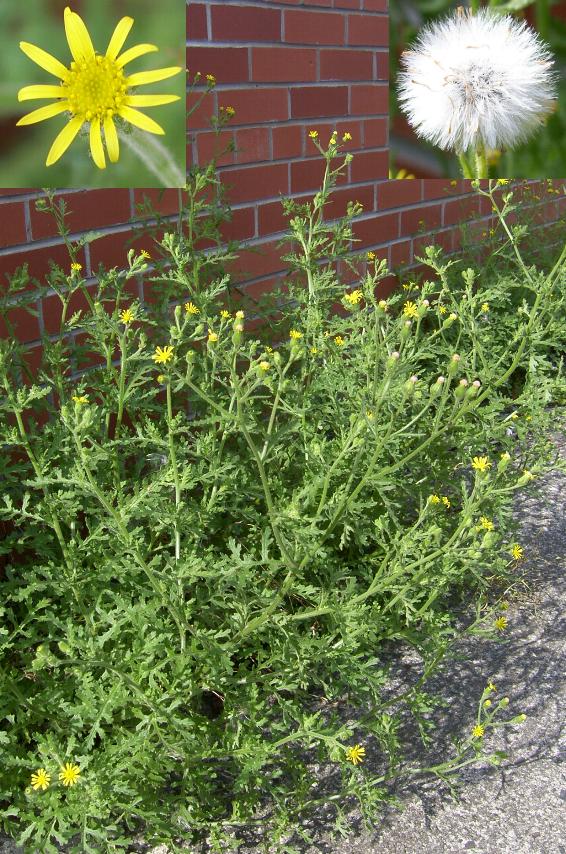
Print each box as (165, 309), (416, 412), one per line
(363, 0), (388, 10)
(30, 190), (131, 240)
(389, 239), (413, 270)
(320, 49), (373, 80)
(272, 124), (303, 160)
(0, 243), (86, 289)
(334, 0), (362, 8)
(258, 200), (290, 236)
(220, 207), (256, 243)
(133, 190), (183, 218)
(219, 89), (289, 124)
(363, 117), (387, 147)
(354, 212), (399, 245)
(235, 127), (271, 164)
(0, 202), (26, 248)
(348, 14), (388, 46)
(220, 163), (289, 205)
(378, 180), (422, 209)
(0, 305), (40, 344)
(196, 130), (236, 167)
(443, 196), (483, 227)
(212, 5), (281, 42)
(188, 91), (217, 131)
(188, 47), (249, 84)
(350, 84), (388, 115)
(284, 10), (345, 45)
(350, 149), (388, 182)
(291, 157), (348, 194)
(228, 239), (287, 282)
(188, 3), (208, 40)
(252, 47), (317, 82)
(42, 286), (97, 336)
(325, 183), (375, 219)
(291, 86), (348, 119)
(423, 179), (464, 200)
(401, 204), (442, 235)
(376, 50), (389, 80)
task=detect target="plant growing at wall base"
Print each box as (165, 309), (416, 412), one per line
(0, 138), (564, 852)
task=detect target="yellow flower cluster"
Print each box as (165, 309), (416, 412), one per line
(185, 301), (200, 315)
(31, 763), (81, 791)
(402, 301), (418, 319)
(344, 289), (363, 306)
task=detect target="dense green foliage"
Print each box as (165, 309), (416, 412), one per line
(0, 137), (565, 851)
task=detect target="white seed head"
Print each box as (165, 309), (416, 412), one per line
(397, 8), (557, 152)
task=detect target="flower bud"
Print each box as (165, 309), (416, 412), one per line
(480, 531), (497, 550)
(466, 379), (481, 400)
(498, 451), (511, 473)
(511, 713), (527, 724)
(516, 469), (534, 487)
(194, 323), (205, 336)
(404, 375), (418, 396)
(429, 375), (445, 397)
(454, 378), (468, 400)
(448, 353), (461, 375)
(401, 320), (412, 339)
(174, 304), (182, 322)
(386, 351), (400, 369)
(442, 313), (457, 329)
(377, 299), (388, 315)
(417, 300), (429, 318)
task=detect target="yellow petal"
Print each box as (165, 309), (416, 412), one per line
(106, 16), (134, 60)
(115, 43), (158, 68)
(19, 42), (68, 79)
(64, 6), (95, 62)
(17, 101), (70, 126)
(118, 106), (165, 135)
(46, 115), (84, 166)
(103, 114), (119, 162)
(125, 94), (180, 107)
(90, 117), (106, 169)
(126, 67), (183, 87)
(18, 85), (66, 101)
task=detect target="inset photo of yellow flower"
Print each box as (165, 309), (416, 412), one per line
(4, 0), (185, 187)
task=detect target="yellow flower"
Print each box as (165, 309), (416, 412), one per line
(510, 543), (524, 560)
(70, 261), (82, 272)
(156, 374), (165, 383)
(58, 763), (81, 787)
(308, 129), (318, 139)
(366, 410), (374, 420)
(497, 178), (510, 185)
(342, 132), (352, 141)
(487, 681), (497, 693)
(494, 616), (508, 631)
(221, 105), (236, 117)
(152, 345), (174, 364)
(289, 329), (302, 340)
(481, 302), (489, 312)
(235, 310), (245, 319)
(30, 768), (51, 791)
(206, 73), (216, 85)
(140, 249), (151, 260)
(477, 516), (494, 531)
(185, 301), (200, 315)
(344, 289), (363, 305)
(310, 346), (318, 355)
(120, 307), (134, 324)
(72, 394), (89, 405)
(378, 299), (388, 311)
(259, 361), (270, 372)
(441, 496), (450, 508)
(484, 699), (492, 707)
(334, 335), (345, 346)
(438, 305), (447, 314)
(208, 330), (218, 343)
(345, 744), (366, 765)
(17, 6), (183, 168)
(402, 301), (418, 319)
(220, 309), (231, 319)
(428, 494), (441, 504)
(472, 724), (485, 738)
(450, 179), (458, 186)
(472, 456), (491, 473)
(367, 251), (376, 260)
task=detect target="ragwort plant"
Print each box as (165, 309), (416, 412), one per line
(0, 134), (564, 852)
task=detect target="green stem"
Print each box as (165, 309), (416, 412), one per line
(166, 380), (182, 563)
(119, 127), (184, 188)
(458, 151), (473, 179)
(536, 0), (550, 40)
(474, 142), (488, 180)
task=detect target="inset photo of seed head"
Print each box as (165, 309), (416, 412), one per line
(390, 1), (565, 179)
(4, 0), (185, 188)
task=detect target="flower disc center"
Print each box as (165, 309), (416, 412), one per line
(65, 55), (127, 121)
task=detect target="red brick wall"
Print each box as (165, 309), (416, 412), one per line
(0, 0), (563, 358)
